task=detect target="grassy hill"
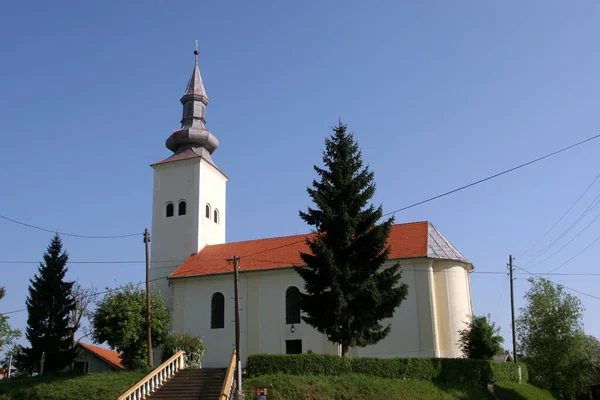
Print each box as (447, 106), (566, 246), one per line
(245, 374), (557, 400)
(0, 371), (145, 400)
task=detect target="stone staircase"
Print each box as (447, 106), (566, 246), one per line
(147, 368), (227, 400)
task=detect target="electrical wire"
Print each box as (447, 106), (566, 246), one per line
(381, 133), (600, 217)
(544, 233), (600, 274)
(513, 264), (600, 301)
(0, 276), (169, 317)
(525, 210), (600, 269)
(517, 170), (600, 259)
(0, 214), (142, 239)
(524, 195), (600, 264)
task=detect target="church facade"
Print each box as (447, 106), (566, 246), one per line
(150, 51), (474, 368)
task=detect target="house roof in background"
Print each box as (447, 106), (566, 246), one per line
(170, 221), (471, 279)
(79, 342), (124, 370)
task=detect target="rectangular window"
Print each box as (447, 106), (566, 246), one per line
(285, 339), (302, 354)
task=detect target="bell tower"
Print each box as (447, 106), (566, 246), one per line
(149, 48), (227, 303)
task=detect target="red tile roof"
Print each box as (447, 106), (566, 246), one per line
(79, 342), (124, 370)
(170, 221), (431, 279)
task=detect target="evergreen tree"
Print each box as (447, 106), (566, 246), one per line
(17, 234), (76, 374)
(295, 122), (408, 357)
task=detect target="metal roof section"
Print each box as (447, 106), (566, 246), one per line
(427, 222), (471, 264)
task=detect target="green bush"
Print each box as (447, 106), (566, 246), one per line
(246, 354), (527, 384)
(161, 332), (205, 369)
(246, 354), (351, 377)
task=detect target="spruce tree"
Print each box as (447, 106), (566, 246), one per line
(295, 122), (408, 357)
(18, 234), (77, 373)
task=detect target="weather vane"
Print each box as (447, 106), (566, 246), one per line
(194, 40), (199, 56)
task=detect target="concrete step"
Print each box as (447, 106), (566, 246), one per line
(146, 368), (228, 400)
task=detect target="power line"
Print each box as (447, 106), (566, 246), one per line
(513, 264), (600, 301)
(0, 276), (169, 317)
(545, 233), (600, 274)
(0, 214), (142, 239)
(382, 133), (600, 216)
(524, 195), (600, 264)
(0, 260), (188, 265)
(525, 210), (600, 269)
(517, 171), (600, 259)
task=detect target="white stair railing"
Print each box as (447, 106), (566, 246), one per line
(117, 351), (185, 400)
(219, 349), (237, 400)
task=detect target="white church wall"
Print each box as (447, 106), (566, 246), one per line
(150, 157), (227, 306)
(172, 273), (237, 368)
(171, 258), (472, 367)
(353, 259), (436, 358)
(433, 260), (473, 358)
(150, 159), (202, 299)
(197, 158), (227, 248)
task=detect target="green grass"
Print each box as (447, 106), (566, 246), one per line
(245, 374), (558, 400)
(245, 373), (494, 400)
(0, 371), (146, 400)
(495, 381), (557, 400)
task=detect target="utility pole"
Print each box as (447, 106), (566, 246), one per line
(509, 254), (518, 366)
(40, 352), (45, 375)
(144, 228), (153, 367)
(232, 256), (243, 399)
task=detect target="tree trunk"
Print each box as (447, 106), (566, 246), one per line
(341, 344), (349, 357)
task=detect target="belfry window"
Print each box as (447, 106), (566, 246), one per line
(205, 204), (211, 219)
(211, 292), (225, 329)
(285, 286), (301, 324)
(214, 209), (219, 224)
(166, 203), (174, 218)
(178, 201), (187, 216)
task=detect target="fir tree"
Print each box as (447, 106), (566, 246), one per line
(17, 234), (77, 374)
(295, 122), (408, 357)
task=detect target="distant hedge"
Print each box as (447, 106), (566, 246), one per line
(246, 354), (527, 384)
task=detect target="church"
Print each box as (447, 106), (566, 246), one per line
(149, 50), (474, 368)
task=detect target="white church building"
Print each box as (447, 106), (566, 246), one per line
(149, 50), (474, 368)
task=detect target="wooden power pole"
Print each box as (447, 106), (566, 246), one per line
(509, 254), (518, 366)
(232, 256), (243, 398)
(144, 228), (153, 367)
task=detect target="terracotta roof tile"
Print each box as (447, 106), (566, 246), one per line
(170, 221), (437, 278)
(79, 342), (125, 370)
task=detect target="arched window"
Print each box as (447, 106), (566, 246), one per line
(211, 292), (225, 329)
(205, 204), (211, 219)
(285, 286), (301, 324)
(178, 201), (187, 216)
(166, 203), (174, 218)
(214, 209), (219, 224)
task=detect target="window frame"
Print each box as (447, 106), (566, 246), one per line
(165, 202), (174, 218)
(178, 200), (187, 216)
(210, 292), (225, 329)
(285, 286), (301, 324)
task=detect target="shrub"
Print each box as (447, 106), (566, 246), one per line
(246, 354), (351, 377)
(161, 332), (205, 369)
(246, 354), (527, 384)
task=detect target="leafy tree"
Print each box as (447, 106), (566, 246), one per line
(70, 281), (96, 344)
(92, 283), (170, 370)
(17, 234), (76, 374)
(457, 314), (504, 359)
(0, 287), (22, 354)
(295, 121), (408, 357)
(517, 277), (595, 398)
(161, 332), (205, 369)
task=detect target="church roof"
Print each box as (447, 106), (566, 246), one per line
(169, 221), (471, 279)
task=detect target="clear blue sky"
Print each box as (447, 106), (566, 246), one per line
(1, 1), (599, 353)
